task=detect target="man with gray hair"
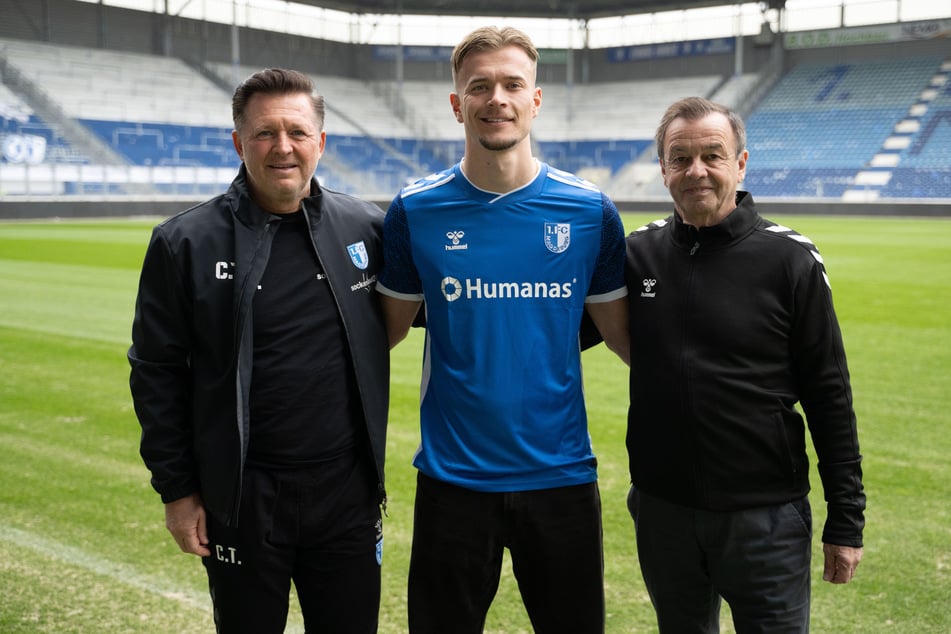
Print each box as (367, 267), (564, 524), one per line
(623, 96), (866, 632)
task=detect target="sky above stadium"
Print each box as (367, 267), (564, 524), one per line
(80, 0), (950, 48)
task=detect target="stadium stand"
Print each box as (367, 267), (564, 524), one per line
(0, 81), (85, 166)
(875, 59), (951, 199)
(1, 16), (950, 205)
(744, 55), (951, 199)
(0, 36), (739, 197)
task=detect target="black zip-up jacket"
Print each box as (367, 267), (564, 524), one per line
(625, 191), (865, 547)
(129, 167), (389, 526)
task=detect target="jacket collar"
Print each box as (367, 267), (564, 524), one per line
(670, 190), (758, 249)
(225, 165), (321, 228)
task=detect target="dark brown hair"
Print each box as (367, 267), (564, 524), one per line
(232, 68), (324, 132)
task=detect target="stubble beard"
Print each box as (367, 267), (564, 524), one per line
(478, 136), (519, 152)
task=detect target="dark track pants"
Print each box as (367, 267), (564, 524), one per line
(629, 488), (812, 634)
(203, 456), (382, 634)
(408, 472), (605, 634)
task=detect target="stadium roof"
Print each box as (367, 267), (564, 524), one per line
(290, 1), (785, 21)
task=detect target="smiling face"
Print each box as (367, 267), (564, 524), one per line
(450, 44), (541, 155)
(660, 112), (748, 227)
(231, 91), (326, 214)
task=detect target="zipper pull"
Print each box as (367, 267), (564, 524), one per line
(690, 241), (700, 255)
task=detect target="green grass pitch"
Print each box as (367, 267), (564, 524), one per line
(1, 212), (949, 632)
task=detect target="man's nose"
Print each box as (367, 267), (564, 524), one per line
(684, 156), (707, 178)
(274, 131), (293, 151)
(487, 85), (507, 106)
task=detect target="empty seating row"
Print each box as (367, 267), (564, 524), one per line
(744, 55), (949, 198)
(1, 37), (232, 127)
(2, 35), (950, 199)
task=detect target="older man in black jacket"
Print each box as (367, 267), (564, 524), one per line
(129, 68), (388, 633)
(624, 97), (865, 633)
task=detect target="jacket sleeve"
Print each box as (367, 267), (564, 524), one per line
(128, 226), (199, 504)
(793, 257), (866, 547)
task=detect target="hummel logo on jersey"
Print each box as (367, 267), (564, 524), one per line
(544, 223), (571, 254)
(641, 278), (656, 298)
(445, 230), (468, 251)
(440, 276), (573, 302)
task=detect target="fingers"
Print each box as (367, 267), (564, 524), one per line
(165, 494), (211, 557)
(822, 544), (863, 584)
(823, 558), (856, 584)
(173, 531), (211, 557)
(173, 523), (212, 557)
(176, 533), (192, 553)
(197, 506), (209, 547)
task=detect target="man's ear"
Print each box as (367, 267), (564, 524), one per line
(232, 130), (243, 160)
(450, 93), (463, 123)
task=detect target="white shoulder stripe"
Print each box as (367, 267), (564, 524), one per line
(789, 234), (815, 245)
(765, 224), (829, 288)
(633, 218), (668, 233)
(766, 224), (815, 246)
(376, 282), (425, 302)
(546, 168), (601, 193)
(402, 172), (454, 198)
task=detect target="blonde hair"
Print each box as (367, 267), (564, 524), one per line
(450, 26), (539, 86)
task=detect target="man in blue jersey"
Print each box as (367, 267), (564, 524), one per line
(377, 26), (630, 634)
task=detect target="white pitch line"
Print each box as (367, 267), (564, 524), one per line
(0, 524), (306, 632)
(0, 524), (209, 611)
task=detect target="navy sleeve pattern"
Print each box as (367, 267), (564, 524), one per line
(587, 193), (627, 299)
(378, 195), (422, 296)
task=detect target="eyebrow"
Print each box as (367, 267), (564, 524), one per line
(466, 73), (527, 87)
(668, 142), (729, 156)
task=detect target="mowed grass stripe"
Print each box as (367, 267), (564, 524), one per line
(0, 260), (138, 345)
(0, 524), (209, 611)
(0, 220), (155, 269)
(0, 538), (215, 634)
(0, 214), (949, 632)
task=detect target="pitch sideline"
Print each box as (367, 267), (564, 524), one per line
(1, 523), (307, 632)
(0, 523), (209, 610)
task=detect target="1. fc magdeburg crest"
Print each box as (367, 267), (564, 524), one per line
(347, 241), (369, 269)
(544, 223), (571, 253)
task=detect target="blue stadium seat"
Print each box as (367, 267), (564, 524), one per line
(745, 56), (946, 198)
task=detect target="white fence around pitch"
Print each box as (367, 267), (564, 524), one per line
(0, 163), (237, 196)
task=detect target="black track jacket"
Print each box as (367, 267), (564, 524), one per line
(625, 191), (865, 547)
(129, 167), (389, 526)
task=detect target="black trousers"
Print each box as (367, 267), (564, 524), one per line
(408, 472), (605, 634)
(203, 454), (382, 634)
(629, 487), (812, 634)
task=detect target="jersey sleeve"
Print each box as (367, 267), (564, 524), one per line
(586, 193), (628, 303)
(377, 194), (424, 300)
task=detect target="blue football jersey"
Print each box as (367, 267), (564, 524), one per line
(378, 161), (626, 492)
